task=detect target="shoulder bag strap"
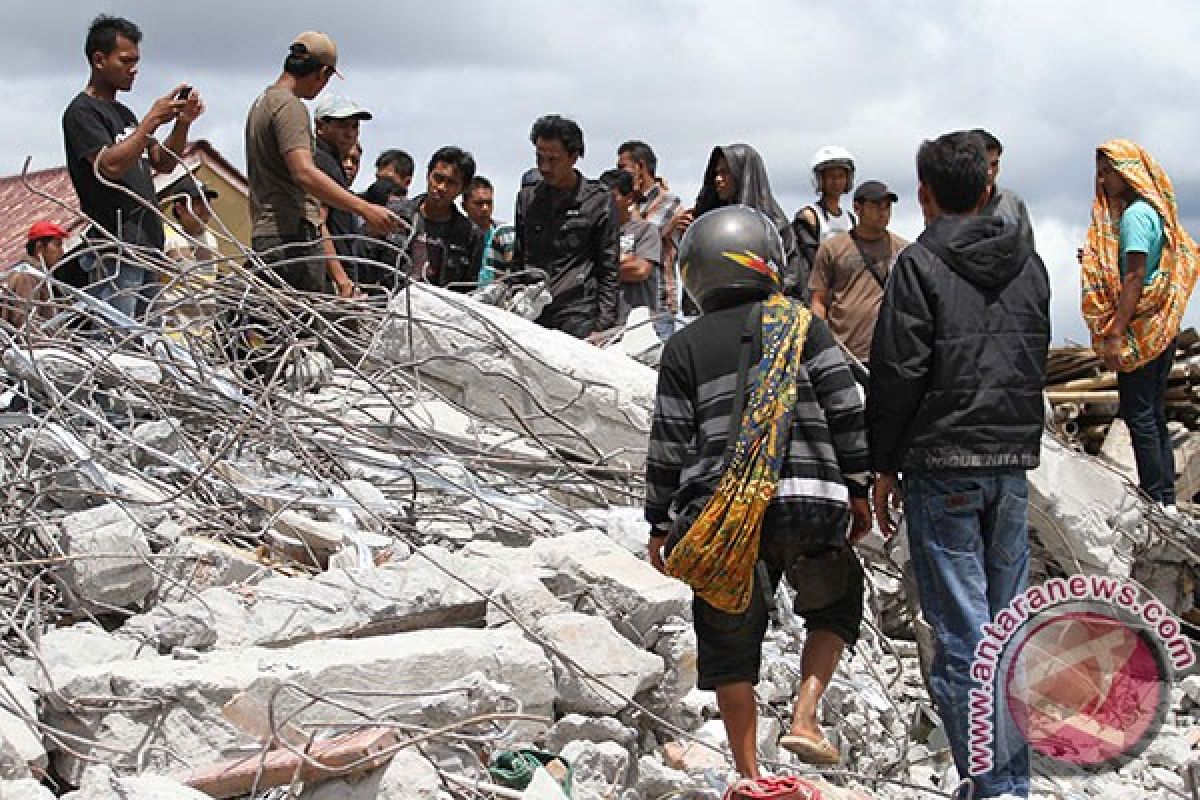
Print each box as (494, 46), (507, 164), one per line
(849, 230), (890, 290)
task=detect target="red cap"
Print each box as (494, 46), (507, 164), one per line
(27, 220), (68, 242)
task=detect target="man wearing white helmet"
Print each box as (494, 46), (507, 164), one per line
(793, 146), (857, 282)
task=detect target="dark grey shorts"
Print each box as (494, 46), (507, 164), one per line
(693, 553), (865, 690)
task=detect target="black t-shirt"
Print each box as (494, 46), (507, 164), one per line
(314, 137), (358, 259)
(62, 92), (163, 249)
(397, 194), (483, 289)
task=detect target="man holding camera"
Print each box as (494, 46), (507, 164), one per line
(63, 14), (204, 318)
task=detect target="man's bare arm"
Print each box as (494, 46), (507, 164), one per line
(811, 288), (829, 320)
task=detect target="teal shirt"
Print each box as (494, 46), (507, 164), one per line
(1118, 199), (1164, 284)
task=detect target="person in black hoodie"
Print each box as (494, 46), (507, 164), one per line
(672, 144), (807, 301)
(867, 131), (1049, 799)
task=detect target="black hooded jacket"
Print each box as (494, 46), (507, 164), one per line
(694, 144), (807, 298)
(866, 214), (1050, 473)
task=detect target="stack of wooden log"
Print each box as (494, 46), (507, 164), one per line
(1046, 329), (1200, 453)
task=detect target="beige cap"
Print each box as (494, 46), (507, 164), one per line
(291, 31), (341, 77)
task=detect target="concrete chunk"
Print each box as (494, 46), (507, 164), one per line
(34, 622), (150, 691)
(62, 764), (209, 799)
(0, 779), (56, 800)
(559, 740), (633, 799)
(299, 748), (442, 800)
(122, 557), (487, 653)
(537, 612), (663, 715)
(487, 574), (570, 629)
(1028, 434), (1140, 575)
(59, 503), (154, 610)
(0, 676), (45, 780)
(532, 531), (691, 643)
(153, 536), (270, 604)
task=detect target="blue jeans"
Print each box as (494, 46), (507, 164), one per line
(904, 469), (1031, 798)
(1117, 342), (1176, 504)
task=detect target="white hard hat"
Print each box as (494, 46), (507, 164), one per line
(810, 145), (856, 192)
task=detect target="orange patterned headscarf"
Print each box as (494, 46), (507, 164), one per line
(1080, 139), (1198, 370)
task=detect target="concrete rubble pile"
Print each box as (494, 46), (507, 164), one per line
(0, 279), (1195, 800)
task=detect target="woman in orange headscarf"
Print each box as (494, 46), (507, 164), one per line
(1081, 140), (1198, 507)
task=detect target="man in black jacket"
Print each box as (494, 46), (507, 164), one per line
(513, 115), (619, 340)
(358, 147), (483, 292)
(867, 131), (1049, 800)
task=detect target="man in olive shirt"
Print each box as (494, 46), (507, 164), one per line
(809, 181), (908, 368)
(245, 31), (396, 294)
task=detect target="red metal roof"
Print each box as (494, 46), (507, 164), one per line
(0, 165), (83, 266)
(0, 140), (246, 267)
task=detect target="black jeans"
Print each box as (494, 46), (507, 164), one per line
(1117, 341), (1176, 504)
(252, 225), (328, 294)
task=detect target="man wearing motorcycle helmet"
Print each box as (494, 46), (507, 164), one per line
(646, 205), (871, 778)
(793, 146), (857, 279)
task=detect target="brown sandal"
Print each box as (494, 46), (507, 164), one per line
(779, 733), (841, 765)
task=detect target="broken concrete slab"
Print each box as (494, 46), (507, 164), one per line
(531, 530), (691, 644)
(487, 574), (571, 629)
(270, 509), (352, 552)
(123, 557), (487, 652)
(536, 611), (663, 715)
(300, 747), (442, 800)
(153, 535), (270, 604)
(43, 627), (554, 784)
(636, 755), (690, 799)
(1028, 433), (1141, 575)
(377, 284), (657, 468)
(0, 779), (55, 800)
(559, 739), (634, 800)
(61, 764), (209, 800)
(58, 502), (155, 611)
(122, 587), (246, 653)
(31, 622), (150, 690)
(0, 676), (46, 780)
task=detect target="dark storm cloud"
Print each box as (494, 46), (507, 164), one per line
(2, 0), (1198, 341)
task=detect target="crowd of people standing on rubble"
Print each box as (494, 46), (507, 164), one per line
(2, 14), (1197, 800)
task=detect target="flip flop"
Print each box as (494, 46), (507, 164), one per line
(778, 733), (841, 765)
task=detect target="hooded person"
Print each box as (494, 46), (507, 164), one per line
(1083, 139), (1199, 509)
(675, 144), (807, 303)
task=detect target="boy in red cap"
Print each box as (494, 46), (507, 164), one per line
(1, 221), (68, 327)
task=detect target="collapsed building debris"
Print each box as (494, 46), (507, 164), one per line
(0, 181), (1197, 799)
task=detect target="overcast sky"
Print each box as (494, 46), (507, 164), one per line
(4, 0), (1199, 342)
